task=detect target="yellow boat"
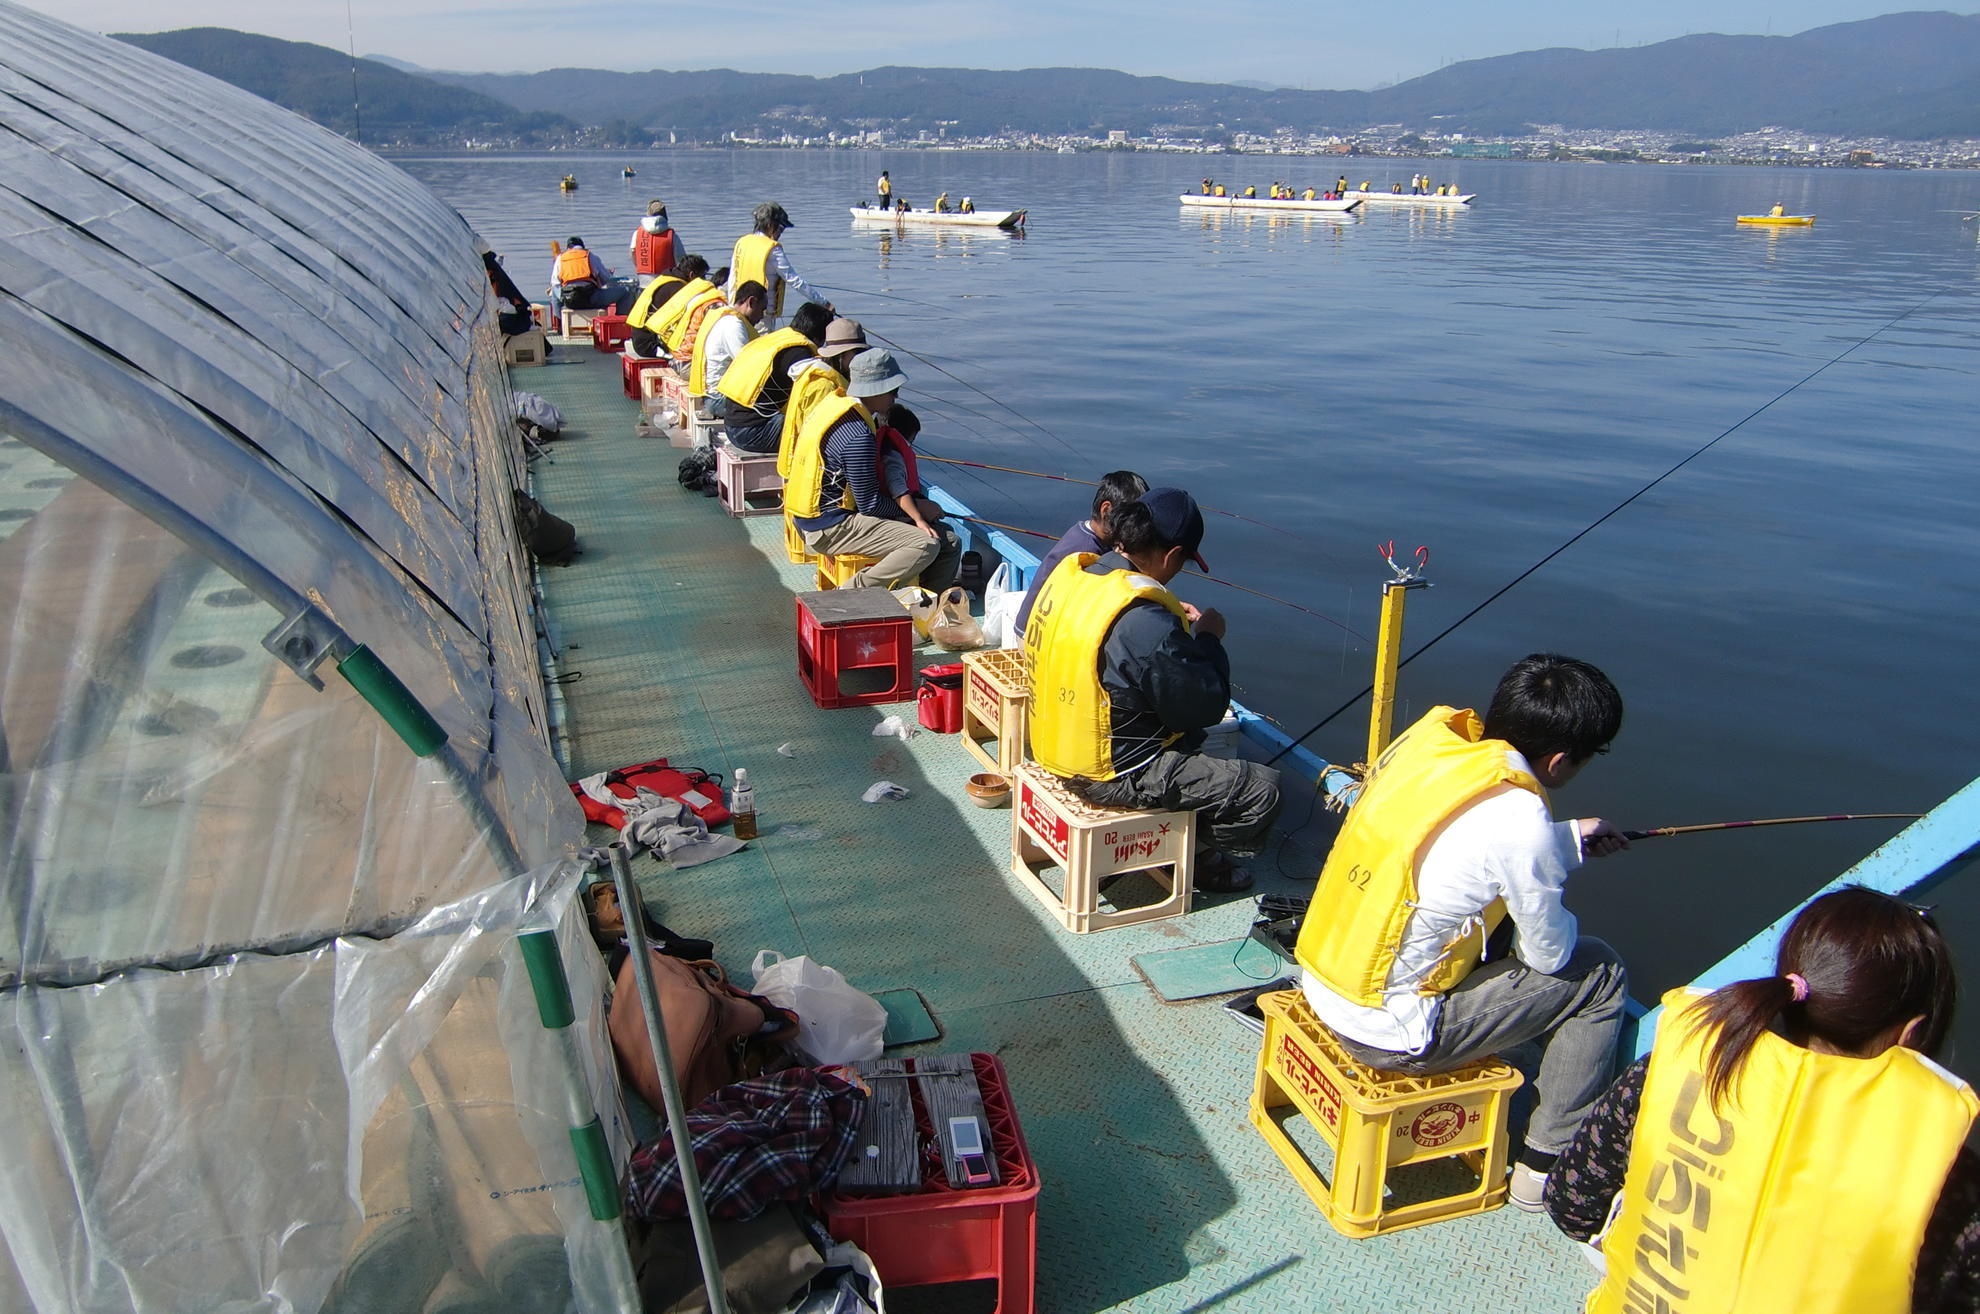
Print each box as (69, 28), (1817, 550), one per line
(1737, 213), (1814, 225)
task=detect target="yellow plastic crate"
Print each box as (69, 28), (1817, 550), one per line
(783, 515), (817, 565)
(961, 648), (1029, 775)
(1249, 989), (1521, 1237)
(815, 553), (882, 590)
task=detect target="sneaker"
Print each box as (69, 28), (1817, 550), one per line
(1508, 1163), (1548, 1212)
(1197, 851), (1255, 894)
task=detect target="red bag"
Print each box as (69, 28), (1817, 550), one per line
(573, 758), (732, 828)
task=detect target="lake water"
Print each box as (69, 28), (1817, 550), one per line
(400, 149), (1980, 1050)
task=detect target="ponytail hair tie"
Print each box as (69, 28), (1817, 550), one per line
(1785, 972), (1810, 1003)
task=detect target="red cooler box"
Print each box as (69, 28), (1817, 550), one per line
(918, 663), (965, 732)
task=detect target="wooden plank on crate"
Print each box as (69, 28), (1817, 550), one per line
(914, 1054), (1000, 1188)
(838, 1058), (920, 1192)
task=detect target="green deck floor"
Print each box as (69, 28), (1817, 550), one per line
(521, 348), (1596, 1313)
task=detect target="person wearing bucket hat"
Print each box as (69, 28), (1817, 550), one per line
(628, 199), (684, 277)
(786, 348), (959, 592)
(1021, 487), (1281, 892)
(729, 202), (832, 325)
(818, 318), (866, 366)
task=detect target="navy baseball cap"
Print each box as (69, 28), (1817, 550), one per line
(1138, 487), (1208, 572)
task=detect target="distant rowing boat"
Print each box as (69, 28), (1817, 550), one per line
(1338, 188), (1475, 207)
(1178, 194), (1361, 214)
(850, 205), (1027, 230)
(1737, 213), (1815, 226)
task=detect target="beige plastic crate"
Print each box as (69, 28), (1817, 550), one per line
(961, 648), (1029, 775)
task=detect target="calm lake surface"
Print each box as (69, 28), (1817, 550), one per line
(400, 149), (1980, 1055)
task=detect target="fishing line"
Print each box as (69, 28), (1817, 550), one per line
(954, 515), (1368, 639)
(1266, 288), (1948, 767)
(812, 282), (950, 313)
(863, 327), (1084, 458)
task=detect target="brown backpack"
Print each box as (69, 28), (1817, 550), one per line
(609, 950), (799, 1112)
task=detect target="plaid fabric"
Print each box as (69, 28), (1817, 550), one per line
(625, 1068), (867, 1222)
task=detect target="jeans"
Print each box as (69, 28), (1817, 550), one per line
(1335, 937), (1628, 1155)
(803, 515), (961, 591)
(715, 401), (782, 454)
(1076, 749), (1283, 857)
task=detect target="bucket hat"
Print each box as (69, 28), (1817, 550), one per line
(847, 349), (909, 397)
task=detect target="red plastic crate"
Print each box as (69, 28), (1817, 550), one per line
(591, 312), (632, 352)
(622, 353), (672, 398)
(823, 1054), (1038, 1314)
(795, 589), (914, 710)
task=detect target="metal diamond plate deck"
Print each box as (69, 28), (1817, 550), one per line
(522, 349), (1596, 1313)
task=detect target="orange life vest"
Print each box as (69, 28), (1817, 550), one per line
(555, 247), (595, 286)
(631, 226), (680, 277)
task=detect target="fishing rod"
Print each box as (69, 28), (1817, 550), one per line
(921, 452), (1344, 557)
(955, 515), (1370, 641)
(1622, 813), (1921, 841)
(812, 282), (950, 313)
(1264, 287), (1948, 767)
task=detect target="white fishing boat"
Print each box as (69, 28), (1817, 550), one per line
(1179, 193), (1361, 214)
(849, 204), (1027, 230)
(1340, 188), (1476, 207)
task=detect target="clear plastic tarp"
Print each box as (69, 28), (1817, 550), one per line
(0, 4), (630, 1309)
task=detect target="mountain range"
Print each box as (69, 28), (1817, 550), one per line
(117, 11), (1980, 144)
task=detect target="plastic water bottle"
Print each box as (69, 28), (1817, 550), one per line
(730, 768), (757, 841)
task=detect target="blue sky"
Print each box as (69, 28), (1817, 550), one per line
(33, 0), (1948, 88)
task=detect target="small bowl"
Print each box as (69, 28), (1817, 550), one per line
(965, 772), (1012, 809)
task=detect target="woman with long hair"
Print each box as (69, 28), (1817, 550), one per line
(1547, 885), (1980, 1311)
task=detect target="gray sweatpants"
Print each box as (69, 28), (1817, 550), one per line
(1335, 937), (1627, 1156)
(803, 514), (961, 591)
(1076, 749), (1283, 857)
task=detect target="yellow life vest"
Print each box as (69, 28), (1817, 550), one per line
(732, 232), (784, 317)
(778, 361), (846, 478)
(673, 292), (729, 361)
(785, 394), (869, 519)
(1020, 554), (1189, 781)
(1293, 706), (1541, 1006)
(626, 275), (684, 331)
(716, 327), (811, 409)
(688, 307), (756, 397)
(652, 279), (718, 350)
(555, 247), (594, 285)
(1213, 185), (1226, 197)
(1589, 990), (1977, 1314)
(1303, 188), (1316, 200)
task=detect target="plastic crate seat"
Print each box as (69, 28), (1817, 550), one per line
(558, 306), (601, 340)
(1249, 989), (1522, 1238)
(591, 311), (631, 352)
(823, 1054), (1037, 1314)
(783, 514), (819, 565)
(814, 553), (883, 590)
(1010, 762), (1195, 932)
(714, 443), (783, 518)
(622, 353), (672, 398)
(961, 649), (1029, 775)
(795, 588), (914, 709)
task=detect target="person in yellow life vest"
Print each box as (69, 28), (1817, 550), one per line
(731, 202), (832, 325)
(1201, 178), (1213, 194)
(777, 317), (863, 479)
(689, 279), (766, 403)
(712, 301), (830, 453)
(1212, 183), (1227, 197)
(959, 197), (974, 214)
(935, 191), (951, 213)
(1770, 202), (1786, 217)
(1302, 186), (1317, 201)
(789, 349), (958, 592)
(547, 236), (634, 322)
(625, 254), (708, 359)
(1337, 175), (1349, 196)
(876, 170), (891, 209)
(1022, 489), (1281, 893)
(1294, 653), (1630, 1209)
(1547, 887), (1980, 1312)
(1242, 184), (1257, 198)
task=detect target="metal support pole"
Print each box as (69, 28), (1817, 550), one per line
(1366, 580), (1411, 767)
(610, 843), (732, 1314)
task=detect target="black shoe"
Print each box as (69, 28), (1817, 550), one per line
(1198, 851), (1254, 894)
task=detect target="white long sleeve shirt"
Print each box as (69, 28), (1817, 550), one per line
(730, 243), (828, 310)
(1302, 748), (1585, 1055)
(699, 314), (753, 394)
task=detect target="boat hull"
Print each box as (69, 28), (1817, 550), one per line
(1179, 194), (1360, 213)
(1338, 190), (1474, 207)
(850, 207), (1026, 229)
(1737, 215), (1815, 225)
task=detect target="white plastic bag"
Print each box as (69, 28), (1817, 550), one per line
(981, 562), (1024, 650)
(750, 951), (888, 1064)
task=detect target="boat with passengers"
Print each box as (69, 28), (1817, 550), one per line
(850, 202), (1027, 229)
(4, 6), (1974, 1312)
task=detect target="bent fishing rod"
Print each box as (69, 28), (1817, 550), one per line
(1621, 813), (1921, 841)
(1263, 287), (1948, 768)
